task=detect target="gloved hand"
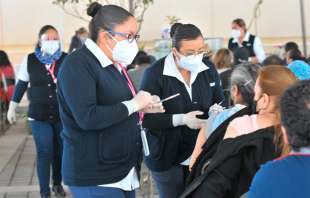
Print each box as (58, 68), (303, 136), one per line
(131, 91), (154, 112)
(182, 111), (206, 130)
(142, 95), (165, 113)
(7, 101), (18, 124)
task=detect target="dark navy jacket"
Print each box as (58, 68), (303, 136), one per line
(12, 52), (67, 123)
(57, 45), (142, 186)
(228, 34), (256, 57)
(140, 54), (224, 171)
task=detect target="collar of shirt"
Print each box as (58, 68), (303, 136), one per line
(232, 31), (251, 44)
(163, 52), (209, 86)
(85, 38), (113, 68)
(291, 147), (310, 155)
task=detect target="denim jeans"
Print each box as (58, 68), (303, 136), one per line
(30, 120), (63, 197)
(151, 165), (189, 198)
(69, 186), (135, 198)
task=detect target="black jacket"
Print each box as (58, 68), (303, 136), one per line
(57, 46), (142, 186)
(228, 34), (256, 57)
(27, 52), (67, 122)
(140, 56), (224, 171)
(187, 107), (252, 184)
(181, 126), (280, 198)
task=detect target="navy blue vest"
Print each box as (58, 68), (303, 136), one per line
(228, 34), (256, 57)
(27, 52), (67, 122)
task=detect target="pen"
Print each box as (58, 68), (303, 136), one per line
(159, 93), (180, 103)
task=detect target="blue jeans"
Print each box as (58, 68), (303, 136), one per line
(151, 165), (189, 198)
(30, 120), (63, 197)
(69, 186), (135, 198)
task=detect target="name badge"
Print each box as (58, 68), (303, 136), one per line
(140, 125), (150, 156)
(210, 82), (216, 87)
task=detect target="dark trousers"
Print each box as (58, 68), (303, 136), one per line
(69, 186), (135, 198)
(151, 165), (189, 198)
(30, 120), (63, 196)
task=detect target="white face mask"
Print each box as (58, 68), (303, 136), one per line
(41, 40), (60, 55)
(177, 52), (204, 73)
(231, 29), (241, 39)
(108, 36), (139, 66)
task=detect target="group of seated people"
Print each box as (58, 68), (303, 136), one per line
(179, 41), (310, 197)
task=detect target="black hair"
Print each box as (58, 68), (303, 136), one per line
(170, 23), (203, 51)
(75, 27), (88, 35)
(87, 2), (133, 41)
(280, 80), (310, 151)
(36, 25), (58, 48)
(230, 63), (261, 111)
(170, 23), (182, 38)
(287, 48), (303, 61)
(133, 50), (151, 65)
(0, 50), (11, 66)
(232, 18), (247, 31)
(262, 55), (285, 66)
(284, 41), (299, 52)
(233, 47), (250, 65)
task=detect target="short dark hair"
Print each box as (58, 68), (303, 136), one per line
(287, 48), (303, 61)
(133, 51), (151, 65)
(36, 25), (58, 48)
(0, 50), (11, 66)
(87, 2), (133, 41)
(232, 18), (246, 30)
(262, 55), (284, 66)
(171, 23), (203, 51)
(280, 80), (310, 151)
(284, 41), (299, 53)
(76, 27), (88, 35)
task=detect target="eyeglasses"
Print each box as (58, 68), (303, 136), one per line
(178, 50), (207, 57)
(107, 30), (140, 43)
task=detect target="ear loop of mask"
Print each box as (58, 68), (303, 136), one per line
(104, 31), (118, 53)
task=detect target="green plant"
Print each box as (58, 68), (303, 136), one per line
(166, 15), (181, 25)
(52, 0), (154, 32)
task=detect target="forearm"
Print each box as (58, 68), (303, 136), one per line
(191, 128), (207, 163)
(11, 80), (28, 103)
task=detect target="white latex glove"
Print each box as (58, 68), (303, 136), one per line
(183, 111), (206, 130)
(142, 95), (165, 113)
(131, 91), (153, 112)
(7, 101), (18, 124)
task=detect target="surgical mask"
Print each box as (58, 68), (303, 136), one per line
(79, 37), (87, 44)
(177, 52), (204, 73)
(231, 29), (241, 39)
(108, 36), (139, 66)
(41, 40), (60, 55)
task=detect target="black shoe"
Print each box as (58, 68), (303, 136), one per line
(52, 185), (66, 197)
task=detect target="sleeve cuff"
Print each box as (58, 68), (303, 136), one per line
(122, 100), (137, 116)
(172, 114), (184, 127)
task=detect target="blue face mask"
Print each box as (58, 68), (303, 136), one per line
(176, 52), (204, 73)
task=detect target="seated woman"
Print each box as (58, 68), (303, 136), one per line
(181, 66), (297, 198)
(212, 48), (234, 106)
(189, 63), (261, 171)
(248, 80), (310, 198)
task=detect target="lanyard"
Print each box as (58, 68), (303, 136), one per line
(117, 64), (144, 124)
(46, 62), (57, 83)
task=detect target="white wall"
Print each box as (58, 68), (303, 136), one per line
(0, 0), (309, 46)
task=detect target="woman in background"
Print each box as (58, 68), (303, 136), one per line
(7, 25), (67, 198)
(0, 50), (15, 107)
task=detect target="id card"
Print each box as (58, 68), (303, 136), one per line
(140, 127), (150, 156)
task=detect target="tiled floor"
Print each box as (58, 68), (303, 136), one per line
(0, 119), (158, 198)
